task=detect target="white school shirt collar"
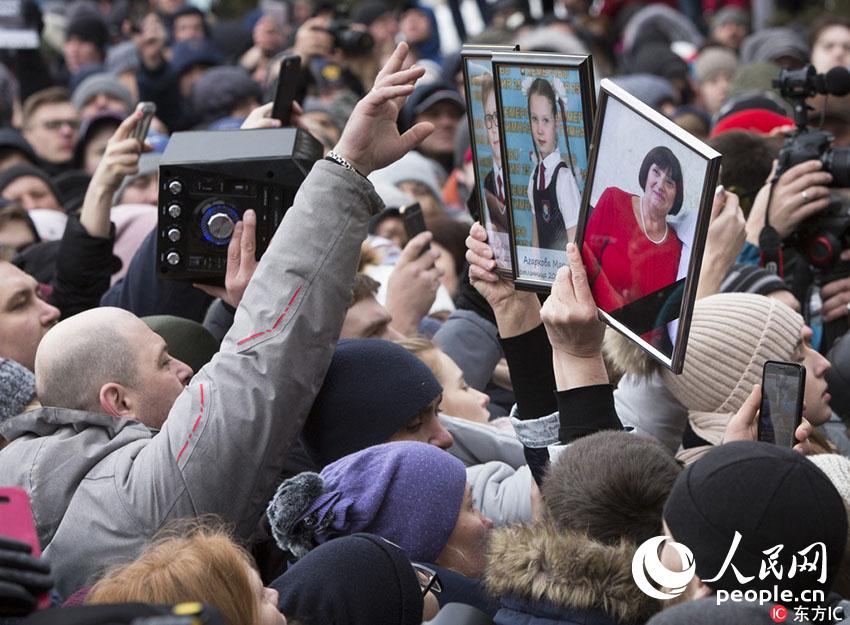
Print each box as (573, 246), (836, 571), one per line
(536, 150), (564, 188)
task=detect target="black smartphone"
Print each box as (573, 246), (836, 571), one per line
(133, 101), (156, 144)
(399, 202), (430, 252)
(758, 361), (806, 447)
(271, 54), (301, 126)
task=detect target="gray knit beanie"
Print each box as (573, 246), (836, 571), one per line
(740, 28), (809, 65)
(71, 72), (134, 112)
(0, 358), (36, 423)
(694, 47), (738, 84)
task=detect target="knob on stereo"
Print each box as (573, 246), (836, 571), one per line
(167, 203), (182, 218)
(167, 228), (181, 242)
(207, 212), (235, 240)
(168, 180), (183, 195)
(199, 201), (239, 246)
(166, 251), (181, 266)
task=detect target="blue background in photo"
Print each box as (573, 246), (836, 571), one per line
(496, 64), (589, 248)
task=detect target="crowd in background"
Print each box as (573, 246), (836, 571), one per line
(2, 0), (850, 624)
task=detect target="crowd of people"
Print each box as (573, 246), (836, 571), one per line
(1, 0), (850, 623)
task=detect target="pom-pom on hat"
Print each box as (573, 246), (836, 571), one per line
(267, 441), (467, 563)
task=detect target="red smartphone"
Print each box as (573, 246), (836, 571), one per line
(758, 361), (806, 447)
(0, 487), (49, 608)
(271, 54), (301, 126)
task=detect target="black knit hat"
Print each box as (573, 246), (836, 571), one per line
(0, 164), (62, 206)
(302, 339), (443, 467)
(271, 533), (423, 625)
(351, 0), (395, 26)
(664, 441), (848, 597)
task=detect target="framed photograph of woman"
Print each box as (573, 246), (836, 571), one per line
(462, 44), (518, 277)
(492, 52), (595, 290)
(575, 78), (722, 374)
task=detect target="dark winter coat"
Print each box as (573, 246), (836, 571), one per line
(486, 523), (659, 625)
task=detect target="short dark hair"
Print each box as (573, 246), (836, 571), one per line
(709, 130), (779, 217)
(638, 145), (684, 215)
(543, 431), (682, 546)
(809, 14), (850, 49)
(350, 273), (380, 306)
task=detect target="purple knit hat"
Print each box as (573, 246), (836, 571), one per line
(267, 441), (467, 563)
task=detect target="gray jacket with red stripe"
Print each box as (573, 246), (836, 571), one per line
(0, 160), (383, 598)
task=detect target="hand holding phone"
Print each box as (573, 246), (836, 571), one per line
(758, 361), (806, 447)
(271, 54), (301, 126)
(400, 203), (430, 253)
(0, 488), (53, 614)
(133, 101), (156, 145)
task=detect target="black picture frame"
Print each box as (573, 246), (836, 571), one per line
(492, 51), (596, 291)
(574, 78), (722, 374)
(461, 44), (519, 278)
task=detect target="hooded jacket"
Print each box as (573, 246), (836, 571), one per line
(486, 523), (659, 625)
(0, 160), (383, 597)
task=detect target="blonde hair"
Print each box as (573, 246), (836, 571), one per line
(87, 524), (259, 625)
(395, 336), (443, 378)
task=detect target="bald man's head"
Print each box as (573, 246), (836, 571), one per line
(35, 308), (193, 427)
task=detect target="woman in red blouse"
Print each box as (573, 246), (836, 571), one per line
(582, 145), (684, 314)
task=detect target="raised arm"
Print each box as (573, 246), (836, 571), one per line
(122, 43), (434, 539)
(50, 112), (146, 318)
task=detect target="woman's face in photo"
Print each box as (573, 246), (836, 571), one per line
(485, 89), (501, 167)
(529, 93), (557, 159)
(644, 162), (677, 215)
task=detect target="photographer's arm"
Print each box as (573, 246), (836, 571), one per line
(744, 160), (833, 246)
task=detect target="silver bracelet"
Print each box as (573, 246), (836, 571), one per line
(326, 150), (354, 171)
(325, 150), (367, 179)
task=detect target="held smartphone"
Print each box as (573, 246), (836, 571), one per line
(271, 54), (302, 126)
(0, 487), (50, 609)
(399, 202), (430, 253)
(133, 101), (156, 144)
(758, 361), (806, 447)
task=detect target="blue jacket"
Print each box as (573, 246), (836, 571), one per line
(496, 596), (629, 625)
(486, 524), (659, 625)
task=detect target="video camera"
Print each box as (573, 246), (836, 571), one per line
(156, 127), (322, 284)
(326, 20), (374, 56)
(774, 64), (850, 269)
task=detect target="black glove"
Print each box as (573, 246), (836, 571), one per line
(0, 535), (54, 615)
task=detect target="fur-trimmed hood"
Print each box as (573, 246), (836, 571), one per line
(485, 523), (660, 624)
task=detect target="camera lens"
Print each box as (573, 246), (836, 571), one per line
(825, 147), (850, 188)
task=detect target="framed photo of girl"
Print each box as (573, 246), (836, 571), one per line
(574, 78), (722, 374)
(461, 44), (519, 277)
(492, 52), (595, 290)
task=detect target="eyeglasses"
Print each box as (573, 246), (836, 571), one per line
(484, 113), (498, 130)
(412, 563), (442, 596)
(41, 119), (80, 131)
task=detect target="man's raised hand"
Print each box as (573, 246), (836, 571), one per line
(332, 42), (433, 176)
